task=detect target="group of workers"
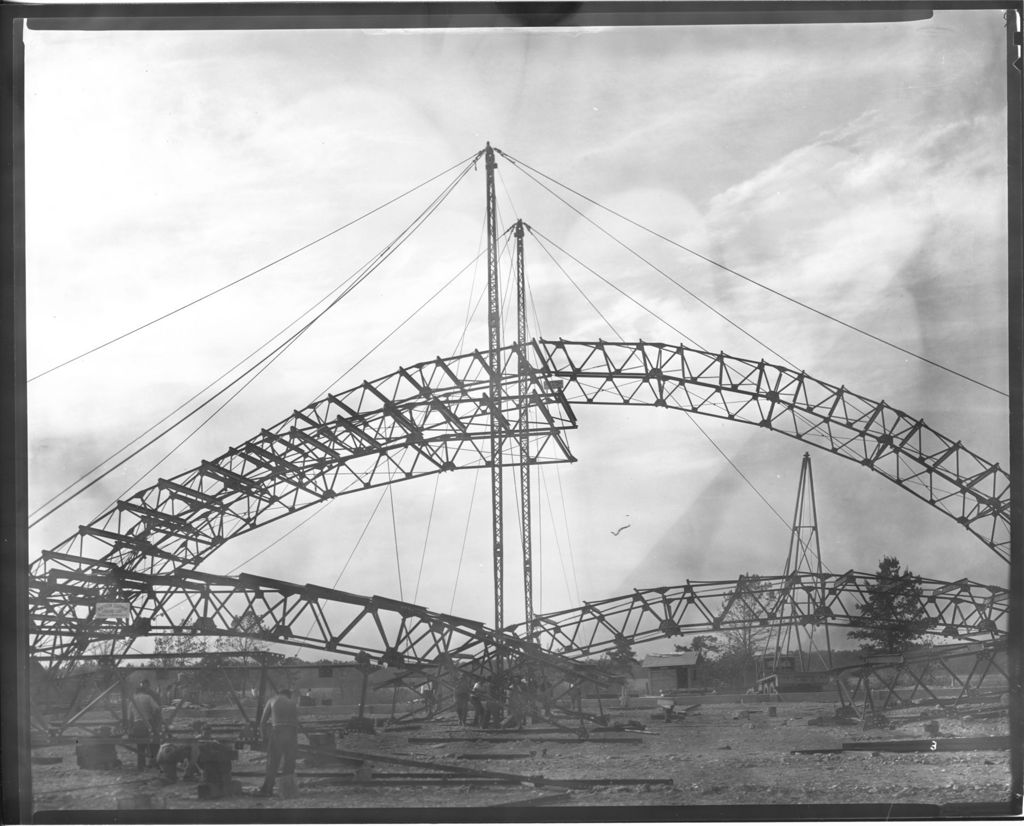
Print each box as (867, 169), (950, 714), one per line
(124, 679), (300, 798)
(122, 669), (569, 797)
(453, 674), (544, 730)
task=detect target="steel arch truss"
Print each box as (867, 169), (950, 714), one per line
(32, 564), (1007, 679)
(33, 345), (577, 583)
(515, 571), (1008, 660)
(533, 340), (1009, 562)
(30, 561), (608, 686)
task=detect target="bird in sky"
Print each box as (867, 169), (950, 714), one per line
(610, 524), (631, 536)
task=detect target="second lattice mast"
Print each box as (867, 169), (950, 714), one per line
(757, 452), (833, 689)
(784, 452), (823, 580)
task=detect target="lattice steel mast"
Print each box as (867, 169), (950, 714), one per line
(784, 453), (822, 579)
(767, 452), (833, 671)
(515, 219), (534, 638)
(484, 143), (504, 635)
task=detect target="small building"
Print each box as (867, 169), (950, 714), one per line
(642, 652), (703, 694)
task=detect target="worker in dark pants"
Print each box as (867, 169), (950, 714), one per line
(127, 680), (163, 770)
(501, 680), (529, 730)
(454, 674), (472, 726)
(469, 678), (489, 729)
(255, 688), (299, 798)
(484, 681), (502, 731)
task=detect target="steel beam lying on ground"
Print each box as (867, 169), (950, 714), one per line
(493, 792), (574, 807)
(842, 735), (1010, 752)
(409, 736), (644, 745)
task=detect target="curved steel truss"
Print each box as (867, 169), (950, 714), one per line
(33, 345), (580, 580)
(31, 564), (1007, 676)
(514, 570), (1008, 659)
(30, 563), (599, 684)
(537, 340), (1008, 560)
(31, 339), (1010, 669)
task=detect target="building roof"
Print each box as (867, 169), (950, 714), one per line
(641, 652), (700, 669)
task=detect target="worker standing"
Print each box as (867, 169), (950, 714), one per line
(255, 688), (299, 798)
(484, 680), (502, 730)
(500, 679), (529, 730)
(469, 678), (489, 729)
(454, 674), (472, 726)
(127, 680), (163, 770)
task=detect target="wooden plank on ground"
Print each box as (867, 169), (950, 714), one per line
(492, 792), (574, 807)
(408, 736), (643, 745)
(791, 748), (845, 755)
(549, 777), (674, 788)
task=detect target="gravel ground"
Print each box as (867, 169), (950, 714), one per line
(29, 700), (1013, 817)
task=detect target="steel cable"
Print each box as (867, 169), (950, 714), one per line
(499, 153), (796, 369)
(30, 157), (479, 528)
(498, 149), (1007, 398)
(29, 152), (483, 383)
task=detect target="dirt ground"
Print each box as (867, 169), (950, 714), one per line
(29, 699), (1013, 816)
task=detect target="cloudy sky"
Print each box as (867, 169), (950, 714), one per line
(24, 10), (1011, 648)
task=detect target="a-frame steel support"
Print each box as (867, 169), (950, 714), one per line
(765, 452), (833, 673)
(784, 452), (823, 579)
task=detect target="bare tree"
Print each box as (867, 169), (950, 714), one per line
(714, 575), (777, 689)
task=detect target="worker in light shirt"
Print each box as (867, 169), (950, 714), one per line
(127, 680), (163, 770)
(255, 688), (299, 797)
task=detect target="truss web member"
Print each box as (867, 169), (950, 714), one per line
(256, 688), (300, 798)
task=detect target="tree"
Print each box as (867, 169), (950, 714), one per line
(152, 634), (207, 667)
(584, 639), (639, 697)
(212, 634), (270, 697)
(848, 556), (931, 653)
(606, 639), (639, 674)
(149, 635), (216, 704)
(713, 575), (778, 689)
(674, 634), (721, 658)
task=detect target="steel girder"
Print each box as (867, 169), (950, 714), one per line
(832, 638), (1009, 712)
(32, 565), (1006, 678)
(30, 563), (606, 686)
(511, 571), (1008, 659)
(30, 339), (1009, 669)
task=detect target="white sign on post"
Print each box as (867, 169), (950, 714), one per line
(94, 602), (132, 620)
